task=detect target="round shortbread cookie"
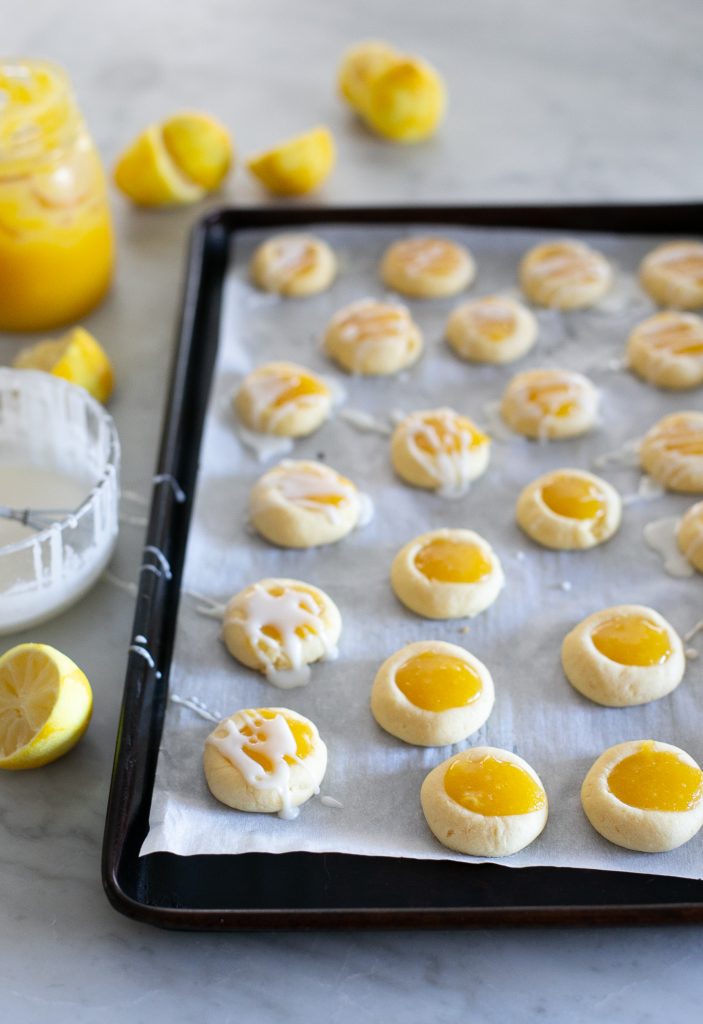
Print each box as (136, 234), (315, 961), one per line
(380, 236), (475, 298)
(390, 407), (490, 495)
(516, 468), (622, 550)
(446, 294), (537, 364)
(234, 361), (332, 437)
(561, 604), (685, 707)
(370, 640), (495, 747)
(639, 241), (703, 310)
(519, 239), (612, 309)
(627, 312), (703, 390)
(581, 740), (703, 853)
(677, 500), (703, 572)
(204, 707), (327, 817)
(323, 297), (423, 375)
(421, 746), (548, 857)
(500, 368), (599, 440)
(390, 528), (504, 620)
(250, 234), (337, 297)
(640, 411), (703, 493)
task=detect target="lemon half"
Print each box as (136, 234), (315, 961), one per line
(0, 644), (93, 771)
(13, 326), (114, 404)
(247, 126), (335, 196)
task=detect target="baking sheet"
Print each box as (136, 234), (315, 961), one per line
(141, 223), (703, 877)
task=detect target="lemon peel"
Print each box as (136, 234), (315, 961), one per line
(0, 644), (93, 771)
(13, 326), (114, 404)
(246, 126), (335, 196)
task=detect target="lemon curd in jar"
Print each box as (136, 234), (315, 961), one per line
(0, 61), (114, 331)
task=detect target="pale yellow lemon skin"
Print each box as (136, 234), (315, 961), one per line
(247, 126), (335, 196)
(0, 644), (93, 771)
(13, 326), (114, 404)
(338, 41), (446, 143)
(114, 112), (233, 206)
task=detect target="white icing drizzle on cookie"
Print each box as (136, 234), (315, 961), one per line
(403, 408), (487, 498)
(207, 710), (319, 820)
(527, 244), (610, 300)
(642, 415), (703, 490)
(622, 475), (666, 506)
(394, 239), (457, 277)
(227, 582), (338, 688)
(506, 369), (598, 441)
(643, 517), (694, 578)
(260, 460), (359, 525)
(240, 368), (330, 434)
(264, 235), (317, 285)
(331, 298), (412, 371)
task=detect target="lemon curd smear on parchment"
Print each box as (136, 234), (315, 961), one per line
(0, 60), (114, 331)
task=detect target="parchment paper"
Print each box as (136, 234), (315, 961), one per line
(141, 223), (703, 877)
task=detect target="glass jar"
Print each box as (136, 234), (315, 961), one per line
(0, 60), (114, 331)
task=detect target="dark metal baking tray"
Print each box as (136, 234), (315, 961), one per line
(102, 202), (703, 929)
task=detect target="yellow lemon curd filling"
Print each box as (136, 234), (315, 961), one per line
(414, 538), (492, 584)
(0, 61), (113, 331)
(272, 370), (329, 407)
(607, 743), (703, 812)
(473, 302), (516, 342)
(660, 425), (703, 456)
(541, 475), (606, 520)
(591, 615), (672, 667)
(258, 585), (321, 644)
(395, 651), (482, 712)
(528, 381), (577, 418)
(240, 710), (313, 772)
(414, 415), (487, 454)
(444, 755), (546, 816)
(649, 318), (703, 356)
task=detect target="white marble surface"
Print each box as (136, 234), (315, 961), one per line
(3, 1), (703, 1020)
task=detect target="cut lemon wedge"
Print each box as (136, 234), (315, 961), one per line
(247, 126), (335, 196)
(114, 124), (205, 205)
(0, 644), (93, 771)
(13, 326), (114, 404)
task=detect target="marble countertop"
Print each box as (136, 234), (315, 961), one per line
(4, 0), (703, 1020)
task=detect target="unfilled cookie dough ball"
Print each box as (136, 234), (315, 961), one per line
(446, 294), (538, 364)
(250, 233), (337, 297)
(516, 468), (622, 550)
(639, 241), (703, 310)
(421, 746), (548, 857)
(391, 407), (490, 496)
(204, 707), (327, 818)
(561, 604), (685, 707)
(677, 500), (703, 572)
(500, 368), (599, 440)
(391, 528), (504, 620)
(370, 640), (495, 747)
(223, 578), (341, 687)
(249, 459), (368, 548)
(380, 236), (475, 298)
(640, 411), (703, 493)
(234, 361), (332, 437)
(323, 298), (423, 375)
(519, 239), (612, 309)
(627, 312), (703, 390)
(581, 740), (703, 853)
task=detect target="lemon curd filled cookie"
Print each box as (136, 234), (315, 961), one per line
(390, 408), (490, 497)
(234, 361), (332, 437)
(370, 640), (495, 746)
(323, 298), (423, 375)
(581, 740), (703, 853)
(516, 468), (621, 550)
(223, 578), (341, 688)
(249, 459), (370, 548)
(421, 746), (548, 856)
(627, 312), (703, 390)
(519, 239), (612, 309)
(379, 236), (475, 299)
(250, 233), (337, 297)
(391, 528), (504, 619)
(640, 411), (703, 493)
(204, 707), (327, 818)
(561, 604), (685, 707)
(639, 241), (703, 310)
(677, 501), (703, 572)
(500, 368), (599, 440)
(445, 295), (538, 365)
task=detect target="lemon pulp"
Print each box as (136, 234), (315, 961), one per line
(607, 742), (703, 812)
(240, 709), (313, 772)
(395, 650), (482, 711)
(414, 538), (492, 583)
(541, 475), (605, 520)
(0, 648), (58, 757)
(591, 615), (672, 666)
(444, 755), (546, 816)
(414, 414), (487, 454)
